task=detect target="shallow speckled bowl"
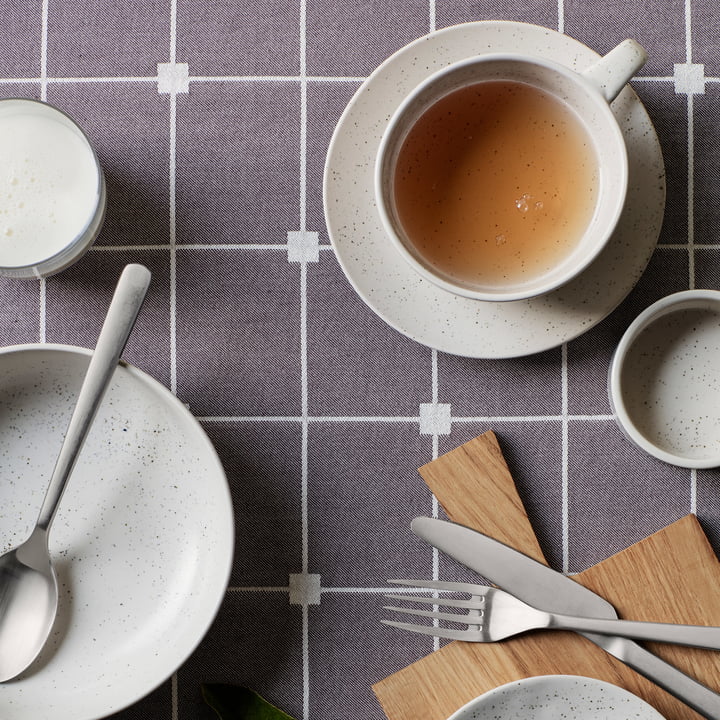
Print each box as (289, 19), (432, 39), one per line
(609, 290), (720, 468)
(448, 675), (665, 719)
(0, 344), (234, 720)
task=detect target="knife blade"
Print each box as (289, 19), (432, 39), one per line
(412, 516), (720, 719)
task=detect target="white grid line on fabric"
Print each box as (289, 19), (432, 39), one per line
(169, 87), (179, 395)
(301, 603), (310, 720)
(189, 75), (367, 83)
(228, 585), (483, 594)
(683, 0), (696, 289)
(227, 585), (291, 593)
(92, 244), (328, 251)
(39, 276), (47, 343)
(38, 0), (50, 345)
(300, 254), (310, 572)
(557, 0), (564, 35)
(430, 347), (440, 606)
(688, 93), (696, 287)
(660, 244), (719, 250)
(79, 243), (720, 254)
(9, 73), (720, 86)
(431, 351), (439, 416)
(168, 1), (180, 717)
(691, 468), (698, 513)
(227, 580), (591, 594)
(197, 415), (618, 423)
(561, 344), (570, 574)
(171, 673), (179, 720)
(298, 3), (312, 717)
(684, 0), (697, 518)
(169, 0), (177, 65)
(300, 258), (311, 720)
(2, 76), (159, 84)
(640, 72), (719, 88)
(39, 1), (48, 99)
(0, 75), (367, 84)
(168, 0), (179, 394)
(429, 347), (441, 653)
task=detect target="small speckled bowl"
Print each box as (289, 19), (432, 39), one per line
(609, 290), (720, 468)
(447, 675), (665, 719)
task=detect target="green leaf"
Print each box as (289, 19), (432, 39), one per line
(201, 684), (298, 720)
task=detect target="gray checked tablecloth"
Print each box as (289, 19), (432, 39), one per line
(1, 1), (720, 719)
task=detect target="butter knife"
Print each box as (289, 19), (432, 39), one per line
(412, 516), (720, 720)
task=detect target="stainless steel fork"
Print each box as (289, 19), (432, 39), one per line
(382, 579), (720, 649)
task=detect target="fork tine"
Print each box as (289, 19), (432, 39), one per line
(385, 593), (484, 610)
(384, 605), (483, 625)
(380, 619), (484, 642)
(388, 578), (491, 595)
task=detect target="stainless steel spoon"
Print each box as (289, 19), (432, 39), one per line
(0, 263), (151, 682)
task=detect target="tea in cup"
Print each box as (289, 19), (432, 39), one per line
(375, 39), (647, 302)
(0, 98), (105, 278)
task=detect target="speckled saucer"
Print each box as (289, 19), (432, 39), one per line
(323, 21), (666, 358)
(0, 345), (234, 720)
(448, 675), (666, 720)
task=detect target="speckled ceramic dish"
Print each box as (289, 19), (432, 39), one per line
(0, 345), (234, 720)
(609, 290), (720, 468)
(448, 675), (665, 720)
(324, 21), (665, 358)
(374, 42), (644, 302)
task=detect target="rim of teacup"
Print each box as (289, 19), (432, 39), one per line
(374, 52), (629, 303)
(608, 289), (720, 469)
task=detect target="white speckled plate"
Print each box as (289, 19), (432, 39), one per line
(448, 675), (666, 719)
(323, 21), (666, 358)
(0, 345), (234, 720)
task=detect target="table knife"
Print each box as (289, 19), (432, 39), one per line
(412, 516), (720, 720)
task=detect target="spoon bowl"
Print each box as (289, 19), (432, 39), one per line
(0, 529), (56, 681)
(0, 263), (150, 682)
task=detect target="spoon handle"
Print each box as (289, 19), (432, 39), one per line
(35, 264), (152, 532)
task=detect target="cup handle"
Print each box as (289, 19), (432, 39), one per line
(581, 38), (647, 103)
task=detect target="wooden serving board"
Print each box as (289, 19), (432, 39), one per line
(373, 431), (720, 720)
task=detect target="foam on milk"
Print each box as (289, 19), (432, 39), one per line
(0, 109), (100, 268)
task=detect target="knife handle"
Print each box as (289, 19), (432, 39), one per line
(592, 634), (720, 719)
(555, 613), (720, 651)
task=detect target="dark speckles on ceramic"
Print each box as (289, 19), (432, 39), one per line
(323, 21), (666, 359)
(610, 290), (720, 468)
(450, 675), (665, 720)
(0, 345), (233, 720)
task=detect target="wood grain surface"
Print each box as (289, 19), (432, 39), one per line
(372, 431), (720, 720)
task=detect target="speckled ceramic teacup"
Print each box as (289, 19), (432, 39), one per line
(375, 39), (647, 302)
(609, 290), (720, 468)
